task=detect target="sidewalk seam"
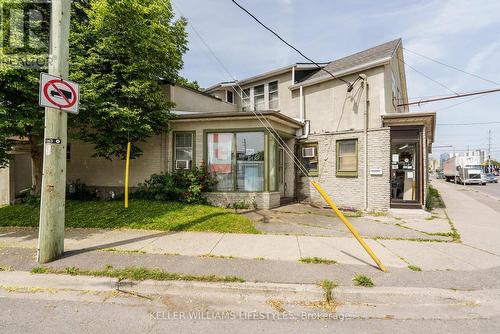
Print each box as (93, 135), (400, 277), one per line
(296, 235), (302, 258)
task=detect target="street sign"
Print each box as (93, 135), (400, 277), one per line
(39, 72), (79, 114)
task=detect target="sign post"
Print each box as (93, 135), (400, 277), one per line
(37, 0), (73, 264)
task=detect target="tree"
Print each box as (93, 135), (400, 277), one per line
(0, 0), (190, 193)
(69, 0), (188, 159)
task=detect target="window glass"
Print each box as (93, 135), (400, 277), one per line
(254, 85), (265, 111)
(227, 90), (234, 104)
(269, 138), (277, 191)
(236, 132), (265, 191)
(268, 81), (279, 110)
(242, 88), (250, 111)
(175, 133), (193, 161)
(300, 143), (318, 175)
(207, 133), (233, 191)
(337, 139), (357, 172)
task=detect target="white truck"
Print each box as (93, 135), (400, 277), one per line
(443, 156), (485, 185)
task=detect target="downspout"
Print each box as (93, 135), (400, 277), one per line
(296, 85), (309, 139)
(361, 74), (368, 211)
(299, 85), (304, 121)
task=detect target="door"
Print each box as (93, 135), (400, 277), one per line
(390, 141), (420, 205)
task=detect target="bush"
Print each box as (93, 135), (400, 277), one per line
(133, 166), (217, 204)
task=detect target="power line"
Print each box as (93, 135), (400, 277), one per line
(433, 95), (485, 112)
(398, 56), (459, 95)
(231, 0), (353, 88)
(398, 87), (500, 107)
(403, 48), (500, 87)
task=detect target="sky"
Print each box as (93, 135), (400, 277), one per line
(173, 0), (500, 161)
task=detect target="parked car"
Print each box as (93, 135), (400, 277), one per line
(484, 173), (498, 183)
(435, 170), (444, 179)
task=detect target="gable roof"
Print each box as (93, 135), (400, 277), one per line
(294, 38), (402, 86)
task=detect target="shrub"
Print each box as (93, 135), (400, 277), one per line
(134, 166), (217, 204)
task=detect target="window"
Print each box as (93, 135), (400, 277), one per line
(336, 139), (358, 176)
(254, 85), (265, 111)
(226, 90), (234, 104)
(242, 88), (250, 111)
(66, 143), (71, 161)
(268, 81), (279, 110)
(207, 131), (266, 192)
(236, 132), (265, 191)
(174, 132), (194, 169)
(300, 142), (318, 176)
(207, 133), (233, 191)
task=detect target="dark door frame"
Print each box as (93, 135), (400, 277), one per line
(389, 126), (424, 209)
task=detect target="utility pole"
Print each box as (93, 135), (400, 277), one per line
(37, 0), (71, 263)
(488, 129), (492, 173)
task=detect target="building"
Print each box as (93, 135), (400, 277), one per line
(2, 38), (436, 210)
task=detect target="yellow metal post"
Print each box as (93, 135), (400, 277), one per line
(124, 142), (131, 208)
(310, 181), (388, 272)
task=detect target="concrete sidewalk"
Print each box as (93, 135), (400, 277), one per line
(2, 225), (500, 271)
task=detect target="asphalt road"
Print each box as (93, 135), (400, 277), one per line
(2, 296), (500, 334)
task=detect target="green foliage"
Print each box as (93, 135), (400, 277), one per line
(134, 167), (217, 204)
(300, 257), (337, 265)
(319, 280), (337, 303)
(408, 265), (422, 272)
(0, 199), (259, 234)
(32, 265), (245, 283)
(69, 0), (188, 160)
(352, 274), (374, 287)
(425, 185), (444, 211)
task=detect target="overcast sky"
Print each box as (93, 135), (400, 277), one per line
(174, 0), (500, 160)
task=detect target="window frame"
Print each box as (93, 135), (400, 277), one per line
(241, 88), (251, 111)
(336, 139), (358, 177)
(299, 142), (319, 177)
(226, 89), (234, 104)
(268, 80), (279, 110)
(253, 84), (265, 111)
(173, 131), (196, 170)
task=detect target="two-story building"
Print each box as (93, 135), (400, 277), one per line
(1, 38), (435, 211)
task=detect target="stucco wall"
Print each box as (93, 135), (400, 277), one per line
(67, 135), (167, 188)
(162, 85), (237, 113)
(296, 128), (391, 211)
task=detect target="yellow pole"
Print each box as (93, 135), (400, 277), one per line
(310, 181), (388, 272)
(124, 142), (131, 208)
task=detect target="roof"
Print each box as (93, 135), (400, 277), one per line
(171, 110), (304, 128)
(297, 38), (401, 85)
(382, 111), (436, 150)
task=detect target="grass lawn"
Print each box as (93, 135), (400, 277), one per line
(0, 200), (258, 234)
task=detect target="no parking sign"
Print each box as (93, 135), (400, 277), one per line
(39, 73), (80, 114)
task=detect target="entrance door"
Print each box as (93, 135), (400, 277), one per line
(390, 141), (420, 205)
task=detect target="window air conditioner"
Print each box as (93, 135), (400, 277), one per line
(175, 160), (191, 170)
(302, 147), (316, 158)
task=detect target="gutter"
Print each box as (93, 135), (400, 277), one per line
(361, 74), (369, 211)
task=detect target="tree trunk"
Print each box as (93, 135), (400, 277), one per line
(30, 137), (43, 195)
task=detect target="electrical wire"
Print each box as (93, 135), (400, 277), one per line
(437, 121), (500, 126)
(398, 56), (459, 95)
(403, 48), (500, 87)
(230, 0), (352, 87)
(170, 0), (313, 178)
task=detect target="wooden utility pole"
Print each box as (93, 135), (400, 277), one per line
(37, 0), (71, 263)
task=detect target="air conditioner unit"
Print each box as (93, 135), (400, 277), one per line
(175, 160), (191, 170)
(302, 147), (316, 158)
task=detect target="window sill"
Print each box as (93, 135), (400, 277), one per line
(336, 171), (358, 178)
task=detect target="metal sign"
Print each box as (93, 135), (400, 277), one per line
(39, 72), (79, 113)
(45, 138), (62, 144)
(370, 167), (383, 176)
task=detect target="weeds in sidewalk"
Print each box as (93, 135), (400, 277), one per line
(102, 248), (146, 254)
(31, 266), (245, 283)
(0, 266), (12, 272)
(0, 285), (57, 294)
(352, 274), (374, 287)
(319, 280), (337, 302)
(300, 257), (337, 265)
(425, 185), (445, 211)
(408, 265), (422, 272)
(199, 254), (235, 259)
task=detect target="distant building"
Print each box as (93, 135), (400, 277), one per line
(440, 153), (450, 169)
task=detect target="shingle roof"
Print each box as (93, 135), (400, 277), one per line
(297, 38), (401, 84)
